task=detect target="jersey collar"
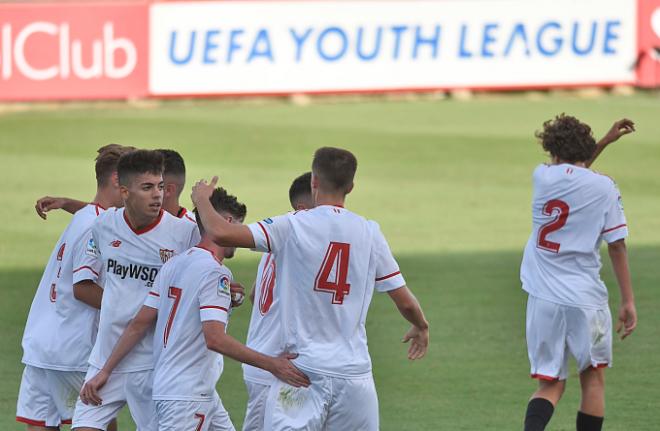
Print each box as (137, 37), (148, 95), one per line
(123, 209), (164, 235)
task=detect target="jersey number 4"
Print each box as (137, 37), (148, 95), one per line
(537, 199), (570, 253)
(163, 286), (182, 348)
(314, 242), (351, 305)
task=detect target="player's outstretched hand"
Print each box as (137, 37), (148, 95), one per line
(35, 196), (64, 220)
(191, 176), (219, 207)
(79, 369), (110, 406)
(616, 301), (637, 340)
(402, 325), (429, 360)
(270, 353), (311, 388)
(230, 282), (245, 307)
(603, 118), (635, 144)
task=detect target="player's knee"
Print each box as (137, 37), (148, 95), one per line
(581, 367), (605, 391)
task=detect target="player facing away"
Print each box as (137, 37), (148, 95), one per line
(35, 149), (197, 225)
(242, 172), (314, 431)
(17, 144), (133, 431)
(78, 188), (310, 431)
(521, 116), (637, 431)
(71, 150), (200, 431)
(191, 147), (429, 430)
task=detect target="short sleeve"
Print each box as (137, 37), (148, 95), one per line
(247, 214), (291, 254)
(198, 267), (233, 323)
(371, 223), (406, 293)
(143, 268), (165, 310)
(72, 225), (103, 285)
(601, 184), (628, 243)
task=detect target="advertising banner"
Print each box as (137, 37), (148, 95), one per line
(0, 3), (148, 101)
(637, 0), (660, 87)
(150, 0), (637, 96)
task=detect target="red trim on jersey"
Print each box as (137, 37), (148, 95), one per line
(257, 222), (271, 252)
(92, 202), (107, 216)
(531, 373), (560, 381)
(124, 209), (164, 235)
(73, 266), (99, 277)
(601, 224), (627, 234)
(16, 417), (47, 426)
(61, 419), (72, 425)
(148, 291), (160, 297)
(185, 214), (197, 224)
(177, 207), (187, 218)
(195, 245), (223, 264)
(376, 271), (401, 282)
(592, 363), (609, 369)
(200, 305), (228, 312)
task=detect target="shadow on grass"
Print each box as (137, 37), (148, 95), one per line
(1, 245), (658, 430)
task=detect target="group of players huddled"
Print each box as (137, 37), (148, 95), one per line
(17, 114), (637, 431)
(17, 146), (429, 431)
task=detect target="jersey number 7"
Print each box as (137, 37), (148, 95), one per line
(163, 286), (182, 347)
(537, 199), (570, 253)
(314, 242), (351, 305)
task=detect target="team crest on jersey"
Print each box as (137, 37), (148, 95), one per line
(262, 218), (273, 224)
(218, 275), (231, 297)
(85, 238), (97, 257)
(159, 248), (174, 263)
(110, 240), (122, 248)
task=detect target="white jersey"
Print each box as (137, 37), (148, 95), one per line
(520, 164), (628, 309)
(144, 246), (233, 401)
(243, 253), (280, 385)
(22, 204), (106, 372)
(248, 205), (405, 378)
(72, 208), (200, 373)
(177, 207), (198, 226)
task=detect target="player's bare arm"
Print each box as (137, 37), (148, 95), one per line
(608, 239), (637, 340)
(73, 280), (104, 309)
(387, 286), (429, 360)
(191, 177), (255, 248)
(80, 305), (158, 406)
(230, 281), (246, 307)
(202, 320), (310, 388)
(586, 118), (635, 168)
(35, 196), (87, 219)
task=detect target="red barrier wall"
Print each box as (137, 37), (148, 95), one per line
(637, 0), (660, 87)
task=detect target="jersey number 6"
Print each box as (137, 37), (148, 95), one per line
(537, 199), (570, 253)
(314, 242), (351, 305)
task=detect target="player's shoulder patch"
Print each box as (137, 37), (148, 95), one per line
(217, 274), (231, 297)
(85, 237), (98, 257)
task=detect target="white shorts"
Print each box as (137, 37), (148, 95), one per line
(264, 371), (378, 431)
(16, 365), (84, 427)
(156, 391), (235, 431)
(242, 381), (270, 431)
(526, 295), (612, 381)
(72, 366), (156, 431)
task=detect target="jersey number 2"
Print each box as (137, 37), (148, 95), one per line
(163, 286), (182, 347)
(537, 199), (570, 253)
(314, 242), (351, 304)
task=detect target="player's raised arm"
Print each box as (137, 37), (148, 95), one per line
(201, 321), (310, 388)
(586, 118), (635, 168)
(388, 286), (429, 360)
(79, 305), (158, 406)
(35, 196), (87, 219)
(191, 177), (255, 248)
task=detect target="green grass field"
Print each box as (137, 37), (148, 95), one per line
(1, 93), (659, 430)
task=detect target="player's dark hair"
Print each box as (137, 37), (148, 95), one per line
(157, 149), (186, 178)
(194, 188), (247, 236)
(95, 144), (135, 187)
(536, 114), (596, 163)
(117, 149), (164, 186)
(312, 147), (357, 193)
(289, 172), (312, 208)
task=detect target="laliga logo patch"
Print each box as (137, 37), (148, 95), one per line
(218, 275), (231, 296)
(263, 218), (274, 224)
(85, 238), (97, 257)
(159, 248), (174, 263)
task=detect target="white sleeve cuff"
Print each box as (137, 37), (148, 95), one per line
(375, 271), (406, 292)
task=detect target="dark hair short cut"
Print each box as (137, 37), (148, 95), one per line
(117, 150), (164, 186)
(312, 147), (357, 193)
(194, 188), (247, 236)
(536, 114), (596, 163)
(95, 144), (135, 187)
(289, 172), (312, 207)
(157, 149), (186, 178)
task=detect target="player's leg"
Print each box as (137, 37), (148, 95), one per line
(524, 296), (569, 431)
(324, 375), (379, 431)
(207, 391), (236, 431)
(576, 367), (605, 430)
(72, 367), (127, 431)
(242, 381), (270, 431)
(263, 372), (330, 431)
(16, 365), (62, 431)
(124, 369), (157, 431)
